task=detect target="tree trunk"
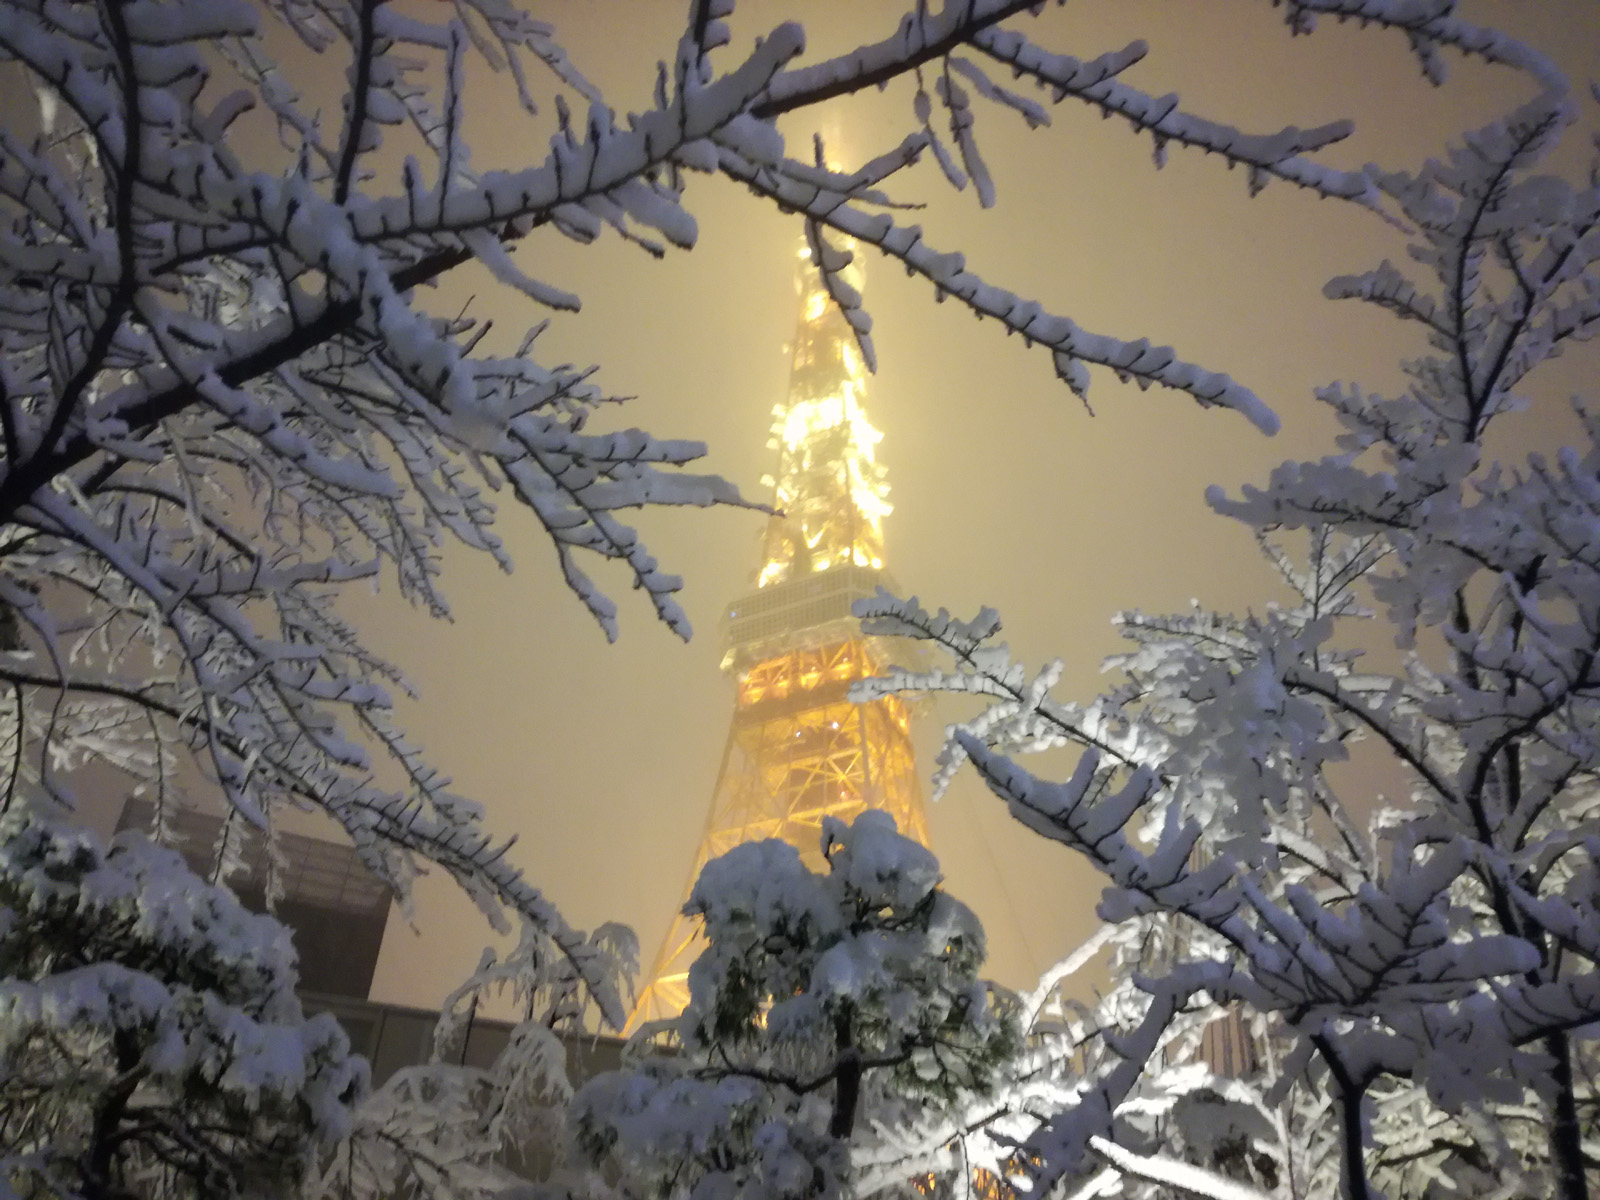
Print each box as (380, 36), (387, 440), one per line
(1335, 1083), (1372, 1200)
(829, 1009), (862, 1140)
(1315, 1037), (1372, 1200)
(82, 1031), (143, 1200)
(1546, 1031), (1590, 1200)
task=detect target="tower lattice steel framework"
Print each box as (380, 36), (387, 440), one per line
(628, 245), (932, 1029)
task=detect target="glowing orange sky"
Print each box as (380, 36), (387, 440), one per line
(345, 1), (1600, 1010)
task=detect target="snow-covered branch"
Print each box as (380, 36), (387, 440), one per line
(854, 53), (1600, 1199)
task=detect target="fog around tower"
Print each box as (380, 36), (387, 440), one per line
(339, 1), (1600, 1011)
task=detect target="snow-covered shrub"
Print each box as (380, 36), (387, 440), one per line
(312, 920), (635, 1200)
(571, 812), (1017, 1200)
(0, 810), (364, 1200)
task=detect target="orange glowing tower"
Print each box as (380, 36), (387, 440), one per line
(629, 244), (931, 1028)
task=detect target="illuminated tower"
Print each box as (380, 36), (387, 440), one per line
(629, 244), (931, 1028)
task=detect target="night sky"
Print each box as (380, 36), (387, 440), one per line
(343, 1), (1600, 1011)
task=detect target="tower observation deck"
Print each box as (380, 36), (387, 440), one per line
(628, 244), (932, 1029)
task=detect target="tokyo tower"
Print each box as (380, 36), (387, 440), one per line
(628, 243), (932, 1028)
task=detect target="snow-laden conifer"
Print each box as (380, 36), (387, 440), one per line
(571, 813), (1018, 1200)
(0, 812), (364, 1199)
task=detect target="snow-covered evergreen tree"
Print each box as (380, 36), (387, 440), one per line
(571, 812), (1017, 1200)
(0, 812), (365, 1200)
(855, 78), (1600, 1200)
